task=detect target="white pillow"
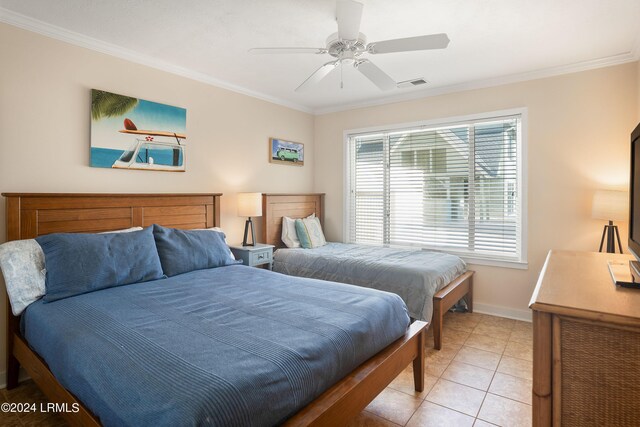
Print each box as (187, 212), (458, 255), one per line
(0, 226), (144, 316)
(295, 216), (327, 249)
(0, 240), (46, 316)
(282, 213), (315, 248)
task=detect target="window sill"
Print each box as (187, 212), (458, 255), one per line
(461, 256), (528, 270)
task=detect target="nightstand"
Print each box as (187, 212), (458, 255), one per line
(229, 243), (274, 270)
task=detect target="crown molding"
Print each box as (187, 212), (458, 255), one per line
(314, 51), (639, 115)
(1, 7), (638, 117)
(0, 7), (314, 114)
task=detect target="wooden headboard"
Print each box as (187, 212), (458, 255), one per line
(2, 193), (221, 240)
(262, 193), (324, 247)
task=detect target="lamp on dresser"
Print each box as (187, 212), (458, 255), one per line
(592, 189), (627, 253)
(238, 192), (262, 246)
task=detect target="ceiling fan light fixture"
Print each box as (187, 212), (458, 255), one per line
(250, 0), (449, 92)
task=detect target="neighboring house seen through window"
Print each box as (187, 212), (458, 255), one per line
(345, 112), (525, 265)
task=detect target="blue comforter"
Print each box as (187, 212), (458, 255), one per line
(22, 265), (409, 427)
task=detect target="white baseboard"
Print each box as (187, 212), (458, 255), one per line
(0, 368), (30, 389)
(473, 302), (532, 322)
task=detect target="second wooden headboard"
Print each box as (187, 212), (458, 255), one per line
(262, 193), (324, 247)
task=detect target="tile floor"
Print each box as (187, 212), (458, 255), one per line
(348, 311), (533, 427)
(0, 311), (532, 427)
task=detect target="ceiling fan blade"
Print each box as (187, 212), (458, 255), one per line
(368, 33), (450, 54)
(295, 61), (339, 92)
(355, 60), (396, 91)
(336, 0), (363, 40)
(249, 47), (326, 54)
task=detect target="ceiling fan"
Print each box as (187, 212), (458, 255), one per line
(249, 0), (449, 92)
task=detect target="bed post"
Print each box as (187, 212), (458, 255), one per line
(5, 195), (21, 389)
(412, 326), (425, 391)
(5, 306), (19, 389)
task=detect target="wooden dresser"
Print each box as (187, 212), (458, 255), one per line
(530, 251), (640, 426)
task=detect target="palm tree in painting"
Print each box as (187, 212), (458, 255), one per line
(91, 90), (138, 120)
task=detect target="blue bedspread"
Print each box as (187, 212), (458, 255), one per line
(22, 265), (409, 427)
(274, 243), (467, 321)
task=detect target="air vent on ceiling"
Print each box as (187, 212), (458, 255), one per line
(397, 78), (429, 89)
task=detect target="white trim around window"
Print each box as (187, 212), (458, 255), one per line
(343, 108), (528, 269)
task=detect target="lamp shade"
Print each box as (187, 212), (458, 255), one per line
(237, 192), (262, 217)
(592, 190), (628, 221)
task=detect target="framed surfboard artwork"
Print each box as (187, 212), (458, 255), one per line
(90, 89), (187, 172)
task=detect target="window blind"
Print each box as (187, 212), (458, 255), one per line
(347, 115), (523, 263)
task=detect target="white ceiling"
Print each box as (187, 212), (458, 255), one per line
(1, 0), (639, 113)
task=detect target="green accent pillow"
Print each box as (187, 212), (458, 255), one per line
(295, 217), (327, 249)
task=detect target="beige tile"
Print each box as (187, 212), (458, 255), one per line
(366, 388), (423, 425)
(443, 317), (477, 333)
(388, 365), (438, 398)
(509, 329), (533, 345)
(479, 316), (516, 330)
(512, 320), (532, 334)
(454, 346), (502, 371)
(497, 356), (533, 381)
(441, 361), (495, 391)
(426, 342), (462, 362)
(441, 326), (472, 346)
(473, 420), (497, 427)
(472, 323), (512, 341)
(503, 340), (533, 362)
(478, 393), (532, 427)
(425, 358), (450, 377)
(489, 373), (533, 404)
(347, 411), (402, 427)
(406, 401), (475, 427)
(464, 333), (507, 354)
(425, 379), (486, 417)
(462, 312), (488, 322)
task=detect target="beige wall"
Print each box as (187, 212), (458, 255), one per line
(0, 23), (314, 381)
(314, 62), (639, 319)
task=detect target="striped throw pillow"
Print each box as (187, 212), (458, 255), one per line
(294, 216), (327, 249)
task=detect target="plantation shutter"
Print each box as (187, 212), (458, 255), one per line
(347, 114), (523, 263)
(350, 134), (386, 244)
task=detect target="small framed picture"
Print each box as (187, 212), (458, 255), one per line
(269, 138), (304, 166)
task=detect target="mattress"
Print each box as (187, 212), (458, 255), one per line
(22, 265), (409, 427)
(273, 243), (467, 321)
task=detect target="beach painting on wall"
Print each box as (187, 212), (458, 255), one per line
(269, 137), (304, 166)
(90, 89), (187, 172)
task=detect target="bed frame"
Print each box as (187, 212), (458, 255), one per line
(262, 193), (474, 350)
(2, 192), (426, 427)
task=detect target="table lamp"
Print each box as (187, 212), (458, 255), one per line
(238, 192), (262, 246)
(592, 189), (628, 253)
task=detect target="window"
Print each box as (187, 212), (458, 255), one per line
(345, 111), (525, 265)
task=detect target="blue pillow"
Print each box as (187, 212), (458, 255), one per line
(152, 225), (240, 277)
(36, 227), (164, 302)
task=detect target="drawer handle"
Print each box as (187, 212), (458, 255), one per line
(257, 254), (265, 260)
